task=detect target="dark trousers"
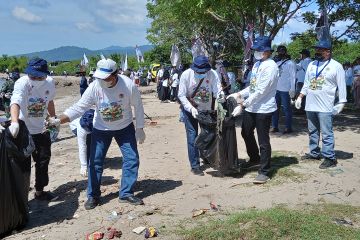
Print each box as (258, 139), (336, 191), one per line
(26, 132), (52, 191)
(241, 111), (272, 176)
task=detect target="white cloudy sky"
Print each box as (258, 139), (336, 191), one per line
(0, 1), (347, 55)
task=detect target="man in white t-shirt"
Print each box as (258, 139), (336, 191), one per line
(295, 39), (346, 169)
(59, 59), (146, 209)
(296, 49), (312, 94)
(227, 36), (279, 184)
(344, 62), (354, 102)
(271, 45), (296, 134)
(9, 57), (58, 201)
(170, 67), (180, 102)
(178, 55), (222, 176)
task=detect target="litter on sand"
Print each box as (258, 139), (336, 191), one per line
(132, 226), (146, 235)
(144, 227), (158, 238)
(86, 231), (104, 240)
(192, 209), (208, 218)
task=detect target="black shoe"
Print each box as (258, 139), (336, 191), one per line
(270, 127), (279, 133)
(191, 168), (204, 176)
(301, 153), (321, 161)
(34, 191), (58, 201)
(119, 196), (144, 205)
(84, 198), (99, 210)
(283, 128), (293, 134)
(239, 160), (260, 169)
(319, 159), (337, 169)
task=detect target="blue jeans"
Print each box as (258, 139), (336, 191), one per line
(182, 108), (200, 169)
(272, 90), (293, 130)
(87, 123), (139, 199)
(306, 111), (335, 160)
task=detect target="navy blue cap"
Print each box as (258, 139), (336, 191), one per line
(25, 57), (50, 77)
(251, 36), (272, 52)
(313, 39), (332, 50)
(190, 55), (211, 73)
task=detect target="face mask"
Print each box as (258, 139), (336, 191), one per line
(254, 51), (264, 60)
(194, 73), (206, 79)
(314, 53), (324, 61)
(30, 79), (46, 88)
(98, 79), (114, 88)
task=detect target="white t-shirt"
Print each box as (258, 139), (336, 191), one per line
(240, 58), (279, 113)
(178, 69), (221, 112)
(345, 68), (353, 86)
(171, 73), (179, 87)
(64, 75), (145, 131)
(227, 72), (236, 86)
(301, 59), (347, 112)
(296, 57), (312, 83)
(157, 69), (164, 79)
(276, 59), (296, 92)
(10, 75), (56, 134)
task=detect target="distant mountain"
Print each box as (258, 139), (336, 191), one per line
(16, 45), (154, 62)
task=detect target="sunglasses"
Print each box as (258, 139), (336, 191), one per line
(29, 75), (46, 81)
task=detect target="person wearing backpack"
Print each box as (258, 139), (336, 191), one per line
(178, 55), (223, 176)
(271, 45), (296, 134)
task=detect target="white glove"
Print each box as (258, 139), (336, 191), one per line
(226, 92), (241, 101)
(80, 166), (88, 177)
(231, 105), (243, 117)
(295, 97), (302, 110)
(0, 125), (5, 134)
(289, 90), (295, 99)
(48, 117), (61, 127)
(191, 107), (198, 119)
(135, 128), (146, 144)
(217, 92), (226, 103)
(8, 122), (19, 138)
(332, 103), (345, 115)
(4, 93), (11, 99)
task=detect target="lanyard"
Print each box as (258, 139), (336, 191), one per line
(315, 59), (331, 79)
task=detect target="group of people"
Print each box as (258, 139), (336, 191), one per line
(344, 58), (360, 108)
(0, 34), (353, 217)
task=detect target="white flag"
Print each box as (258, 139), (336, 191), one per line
(135, 45), (144, 63)
(123, 53), (128, 71)
(100, 53), (106, 60)
(170, 44), (181, 67)
(191, 38), (207, 60)
(83, 53), (89, 66)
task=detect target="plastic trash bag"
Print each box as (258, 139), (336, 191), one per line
(0, 120), (34, 237)
(195, 98), (241, 174)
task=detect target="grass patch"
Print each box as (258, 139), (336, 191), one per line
(179, 204), (360, 240)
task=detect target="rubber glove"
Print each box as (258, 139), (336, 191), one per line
(295, 97), (302, 110)
(289, 90), (295, 99)
(9, 122), (19, 138)
(0, 125), (5, 134)
(226, 92), (241, 101)
(4, 93), (11, 99)
(217, 92), (226, 104)
(332, 103), (345, 115)
(135, 128), (146, 144)
(191, 107), (198, 119)
(48, 117), (61, 127)
(231, 105), (243, 117)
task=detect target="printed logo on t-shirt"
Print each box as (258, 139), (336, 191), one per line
(309, 74), (325, 90)
(99, 101), (123, 122)
(250, 73), (257, 93)
(27, 97), (47, 118)
(194, 86), (211, 103)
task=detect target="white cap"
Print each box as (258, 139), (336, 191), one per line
(93, 59), (117, 79)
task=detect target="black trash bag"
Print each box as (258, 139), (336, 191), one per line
(195, 110), (218, 166)
(226, 96), (243, 128)
(216, 99), (239, 173)
(0, 120), (34, 237)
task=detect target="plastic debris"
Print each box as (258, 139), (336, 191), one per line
(72, 214), (79, 219)
(333, 218), (353, 226)
(132, 226), (146, 234)
(210, 202), (218, 211)
(345, 188), (355, 197)
(192, 209), (208, 218)
(106, 227), (122, 239)
(144, 227), (158, 238)
(86, 231), (104, 240)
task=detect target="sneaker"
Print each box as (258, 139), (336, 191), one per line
(191, 168), (204, 176)
(119, 196), (144, 205)
(319, 159), (337, 169)
(301, 153), (321, 161)
(253, 174), (270, 184)
(270, 127), (279, 133)
(239, 160), (260, 169)
(34, 191), (58, 201)
(84, 198), (100, 210)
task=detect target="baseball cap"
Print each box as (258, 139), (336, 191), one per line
(93, 59), (117, 79)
